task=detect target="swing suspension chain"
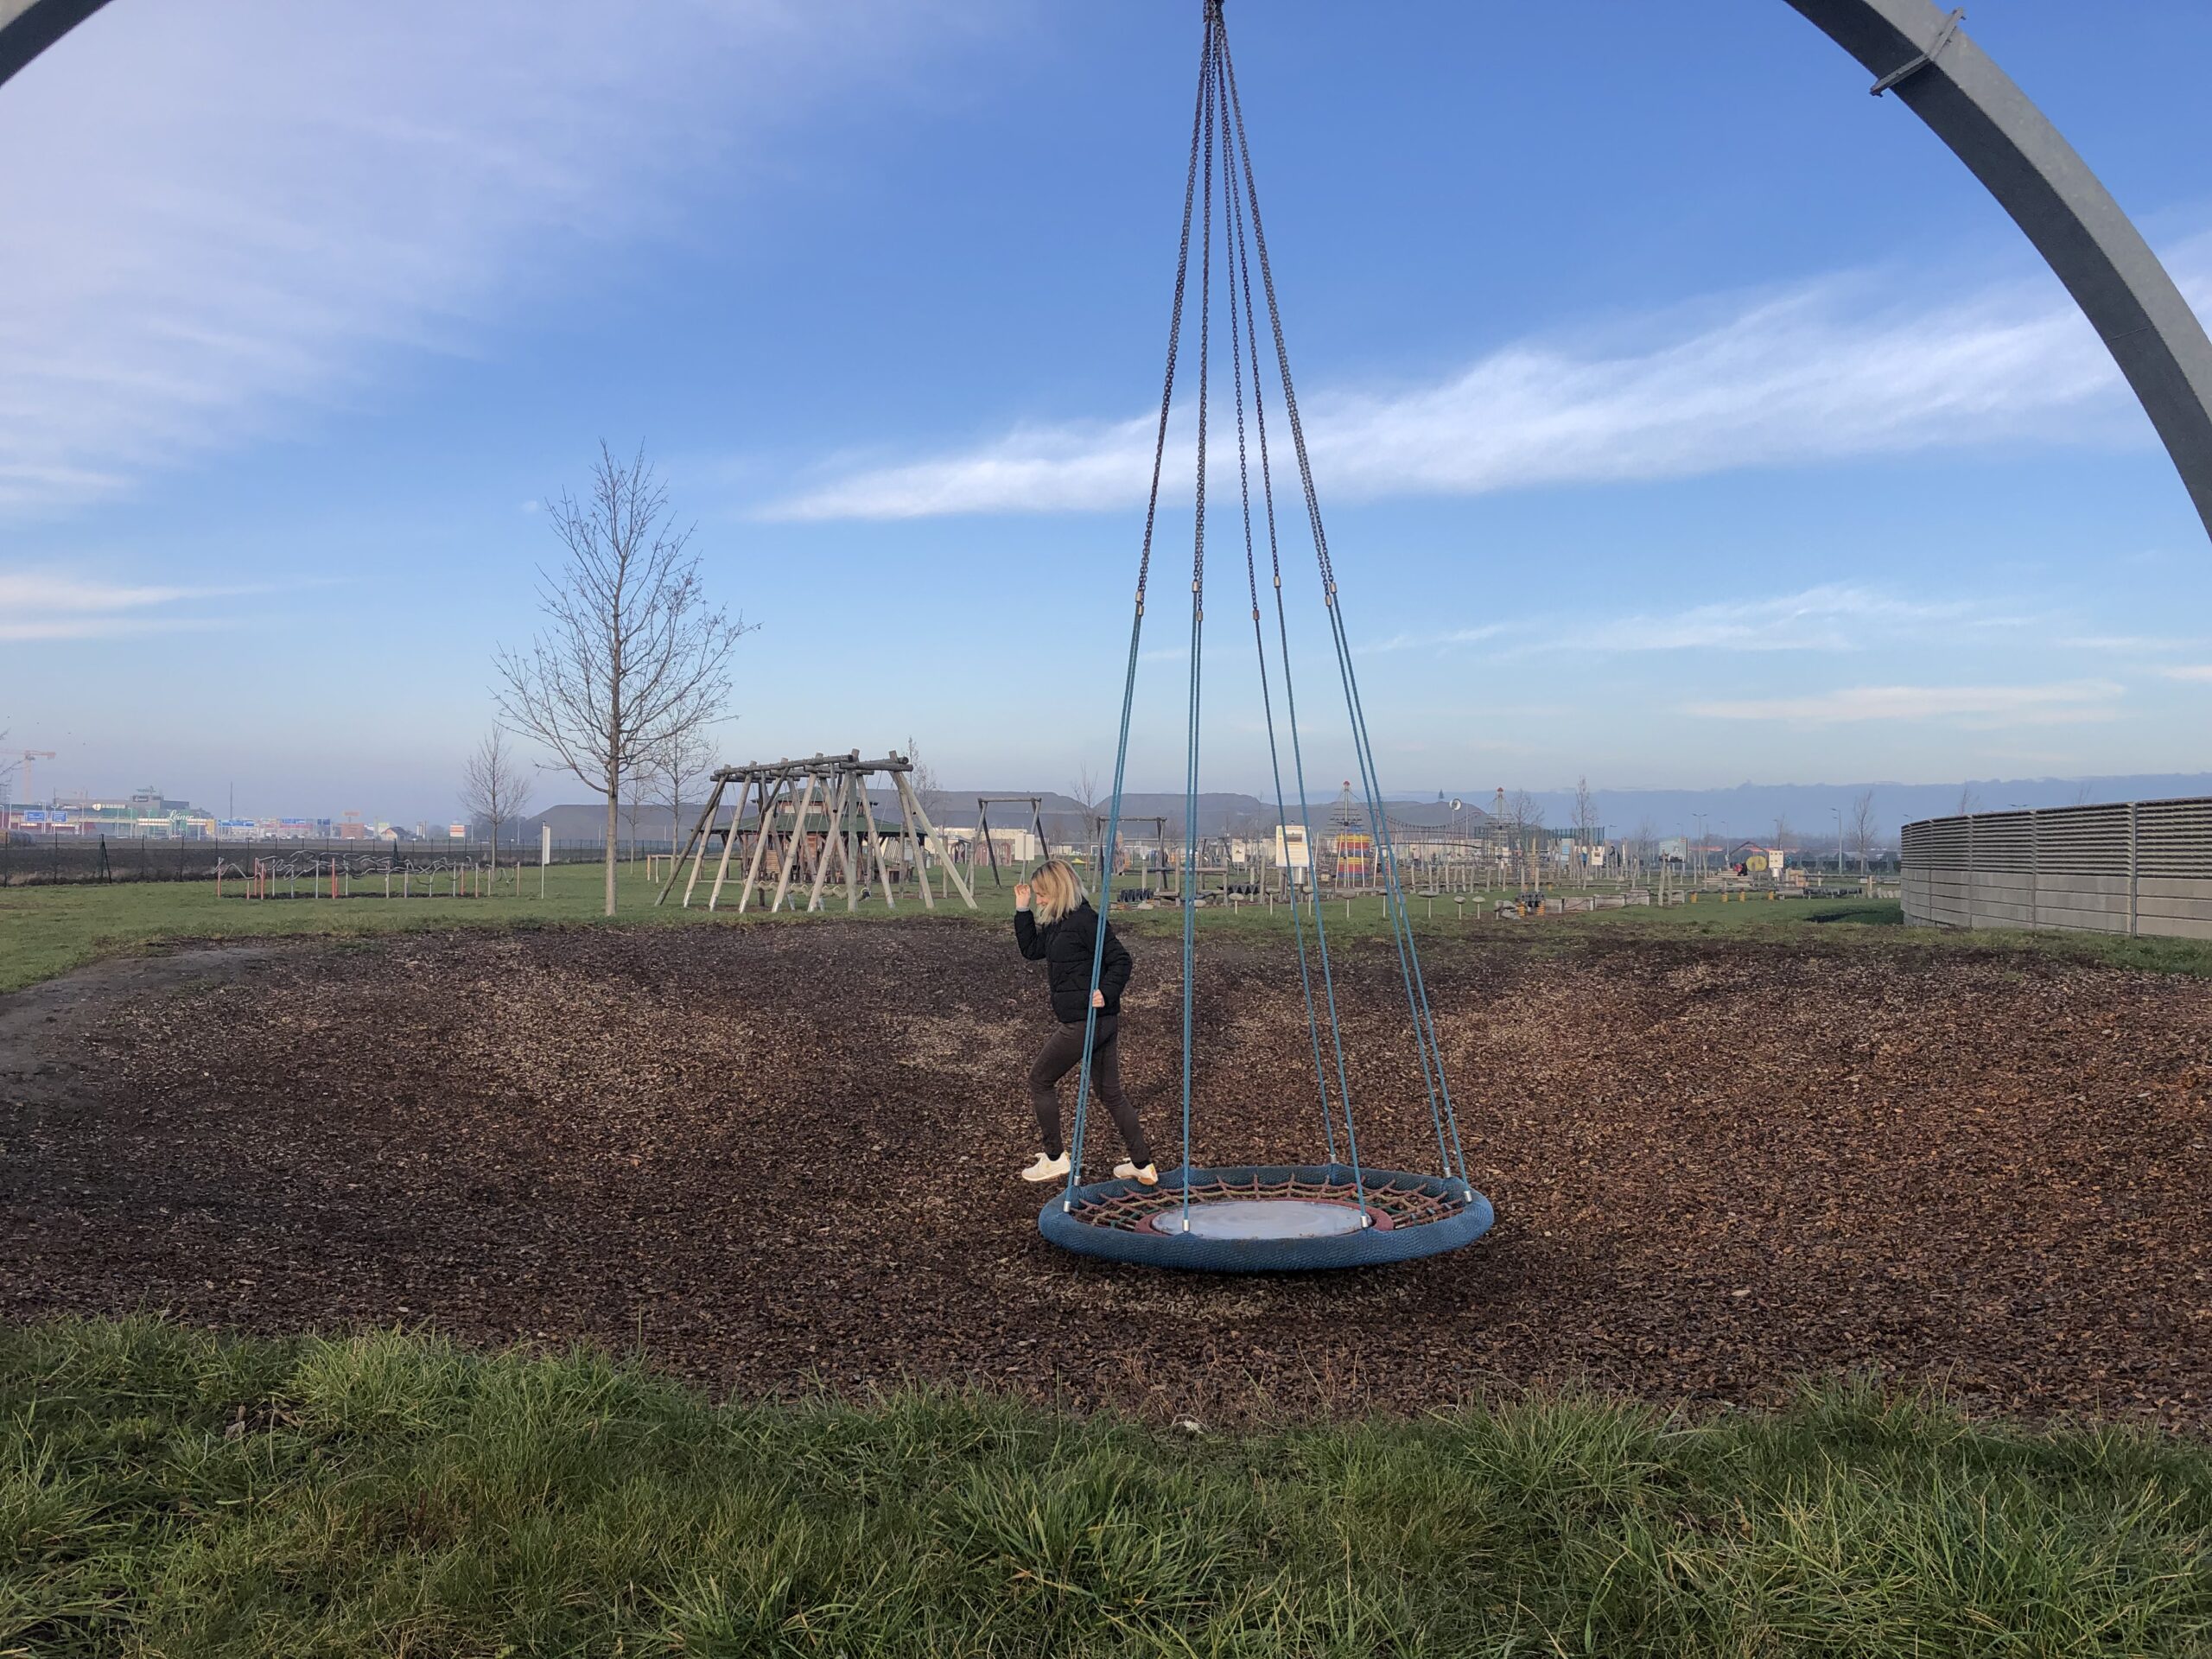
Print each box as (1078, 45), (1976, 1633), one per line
(1177, 30), (1217, 1234)
(1064, 16), (1213, 1205)
(1217, 43), (1354, 1190)
(1218, 18), (1468, 1186)
(1072, 0), (1471, 1205)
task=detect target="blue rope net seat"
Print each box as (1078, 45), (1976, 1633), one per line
(1043, 1166), (1493, 1272)
(1044, 0), (1493, 1274)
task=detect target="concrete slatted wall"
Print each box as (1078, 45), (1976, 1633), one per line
(1901, 797), (2212, 939)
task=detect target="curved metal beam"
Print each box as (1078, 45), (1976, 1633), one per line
(0, 0), (107, 90)
(1785, 0), (2212, 539)
(8, 0), (2212, 539)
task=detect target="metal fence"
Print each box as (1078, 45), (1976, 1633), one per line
(0, 836), (631, 887)
(1900, 797), (2212, 939)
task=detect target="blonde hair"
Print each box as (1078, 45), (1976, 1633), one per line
(1028, 857), (1085, 925)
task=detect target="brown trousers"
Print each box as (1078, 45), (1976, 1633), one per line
(1029, 1015), (1152, 1166)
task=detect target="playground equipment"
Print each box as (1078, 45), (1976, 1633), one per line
(218, 850), (498, 899)
(1327, 781), (1376, 887)
(972, 795), (1052, 887)
(658, 750), (976, 913)
(1039, 1), (1491, 1271)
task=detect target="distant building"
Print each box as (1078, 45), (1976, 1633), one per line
(3, 787), (212, 839)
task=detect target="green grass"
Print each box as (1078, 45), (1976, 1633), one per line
(4, 1320), (2209, 1657)
(9, 862), (2212, 996)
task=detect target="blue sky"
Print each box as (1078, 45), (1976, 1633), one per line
(4, 0), (2212, 824)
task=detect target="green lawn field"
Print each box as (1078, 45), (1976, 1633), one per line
(9, 861), (2212, 995)
(7, 1319), (2209, 1657)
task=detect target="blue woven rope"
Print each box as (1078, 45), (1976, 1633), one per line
(1213, 29), (1455, 1197)
(1324, 594), (1459, 1180)
(1065, 606), (1147, 1204)
(1218, 75), (1337, 1168)
(1329, 592), (1470, 1184)
(1178, 29), (1217, 1238)
(1063, 12), (1211, 1208)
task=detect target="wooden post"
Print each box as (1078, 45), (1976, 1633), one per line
(807, 772), (849, 912)
(734, 772), (786, 914)
(899, 772), (976, 908)
(667, 778), (726, 907)
(841, 772), (865, 912)
(676, 777), (721, 907)
(857, 775), (897, 910)
(704, 775), (751, 911)
(770, 771), (820, 913)
(891, 770), (935, 911)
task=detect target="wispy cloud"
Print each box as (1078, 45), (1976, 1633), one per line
(1686, 680), (2125, 726)
(2158, 664), (2212, 682)
(2060, 632), (2209, 652)
(0, 0), (993, 518)
(1371, 622), (1515, 653)
(1370, 584), (2019, 658)
(766, 248), (2208, 521)
(0, 570), (288, 640)
(1575, 586), (2024, 654)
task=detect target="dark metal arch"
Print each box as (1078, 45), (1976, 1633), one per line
(0, 0), (104, 90)
(1786, 0), (2212, 537)
(8, 0), (2212, 539)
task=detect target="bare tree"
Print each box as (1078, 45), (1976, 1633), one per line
(1068, 764), (1100, 817)
(1850, 789), (1877, 875)
(621, 779), (651, 868)
(495, 444), (754, 917)
(1955, 784), (1981, 816)
(1633, 816), (1657, 887)
(1572, 776), (1598, 888)
(461, 728), (534, 879)
(2069, 781), (2096, 807)
(1505, 789), (1541, 891)
(1772, 816), (1792, 874)
(1068, 764), (1101, 865)
(905, 733), (944, 821)
(651, 727), (722, 855)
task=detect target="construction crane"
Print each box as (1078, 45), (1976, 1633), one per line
(14, 750), (55, 809)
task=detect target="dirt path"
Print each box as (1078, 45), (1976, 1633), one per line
(3, 922), (2208, 1424)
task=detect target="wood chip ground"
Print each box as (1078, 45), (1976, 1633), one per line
(3, 922), (2208, 1426)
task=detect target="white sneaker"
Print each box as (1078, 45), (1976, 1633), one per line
(1114, 1161), (1160, 1186)
(1020, 1153), (1071, 1183)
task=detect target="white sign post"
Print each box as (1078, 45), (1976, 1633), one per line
(540, 823), (551, 898)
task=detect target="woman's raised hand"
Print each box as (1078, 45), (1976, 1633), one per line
(1014, 883), (1032, 909)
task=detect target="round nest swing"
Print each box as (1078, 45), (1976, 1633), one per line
(1036, 0), (1494, 1274)
(1042, 1165), (1493, 1272)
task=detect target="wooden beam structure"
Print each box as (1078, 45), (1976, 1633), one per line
(656, 748), (977, 913)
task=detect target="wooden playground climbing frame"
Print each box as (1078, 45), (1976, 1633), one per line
(657, 750), (976, 913)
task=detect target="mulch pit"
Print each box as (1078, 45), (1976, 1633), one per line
(3, 921), (2209, 1425)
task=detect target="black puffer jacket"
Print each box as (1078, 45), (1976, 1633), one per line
(1014, 900), (1132, 1024)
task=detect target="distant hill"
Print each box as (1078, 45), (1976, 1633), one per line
(502, 772), (2212, 850)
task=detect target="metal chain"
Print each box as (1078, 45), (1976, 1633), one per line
(1131, 15), (1216, 610)
(1217, 43), (1345, 1173)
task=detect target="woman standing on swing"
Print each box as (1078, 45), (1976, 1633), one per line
(1013, 859), (1158, 1185)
